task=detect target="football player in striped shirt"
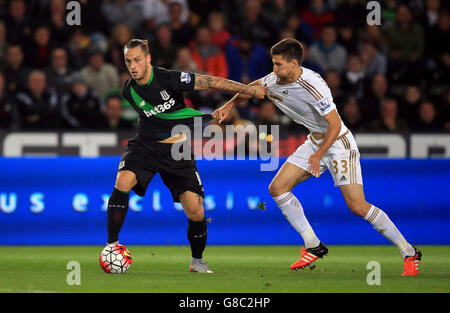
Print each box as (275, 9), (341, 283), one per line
(213, 38), (421, 276)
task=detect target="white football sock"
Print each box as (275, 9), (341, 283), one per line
(365, 205), (415, 258)
(273, 192), (320, 249)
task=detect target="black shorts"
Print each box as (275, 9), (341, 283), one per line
(117, 138), (204, 202)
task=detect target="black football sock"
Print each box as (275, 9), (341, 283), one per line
(187, 217), (208, 259)
(107, 188), (130, 244)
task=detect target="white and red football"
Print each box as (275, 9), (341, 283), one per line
(99, 244), (132, 274)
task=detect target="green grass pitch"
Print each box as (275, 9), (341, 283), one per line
(1, 245), (449, 293)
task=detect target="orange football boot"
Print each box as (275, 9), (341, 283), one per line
(402, 247), (422, 276)
(290, 242), (328, 270)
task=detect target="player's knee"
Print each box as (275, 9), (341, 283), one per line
(268, 181), (288, 197)
(186, 208), (204, 221)
(115, 182), (132, 193)
(347, 200), (370, 217)
(115, 171), (137, 193)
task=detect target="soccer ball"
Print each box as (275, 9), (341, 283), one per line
(99, 243), (132, 274)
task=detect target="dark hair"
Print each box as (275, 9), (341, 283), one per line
(105, 93), (123, 104)
(123, 39), (150, 56)
(270, 38), (304, 65)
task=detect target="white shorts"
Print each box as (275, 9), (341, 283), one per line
(287, 131), (363, 187)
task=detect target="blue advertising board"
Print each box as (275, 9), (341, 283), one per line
(0, 157), (449, 245)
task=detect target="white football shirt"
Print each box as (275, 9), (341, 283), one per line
(261, 67), (348, 136)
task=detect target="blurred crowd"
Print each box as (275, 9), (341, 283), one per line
(0, 0), (449, 133)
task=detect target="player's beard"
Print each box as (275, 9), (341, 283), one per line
(134, 65), (149, 83)
(139, 66), (149, 81)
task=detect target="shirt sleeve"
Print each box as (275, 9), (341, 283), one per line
(170, 70), (196, 91)
(299, 78), (336, 116)
(311, 97), (336, 116)
(261, 72), (277, 86)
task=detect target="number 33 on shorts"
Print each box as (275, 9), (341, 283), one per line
(328, 151), (363, 186)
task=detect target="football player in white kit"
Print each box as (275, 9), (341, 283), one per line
(213, 38), (421, 276)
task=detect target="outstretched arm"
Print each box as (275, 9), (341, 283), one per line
(211, 79), (263, 123)
(194, 74), (266, 98)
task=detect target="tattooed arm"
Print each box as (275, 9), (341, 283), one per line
(194, 74), (266, 99)
(211, 78), (263, 123)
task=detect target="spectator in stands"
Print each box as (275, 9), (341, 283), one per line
(384, 5), (425, 83)
(5, 0), (32, 44)
(45, 47), (74, 96)
(173, 47), (198, 73)
(139, 0), (189, 28)
(369, 98), (409, 132)
(0, 0), (447, 136)
(301, 0), (335, 39)
(190, 26), (228, 78)
(341, 54), (366, 100)
(0, 70), (20, 129)
(324, 69), (345, 110)
(101, 0), (143, 34)
(337, 23), (358, 54)
(26, 25), (53, 69)
(139, 0), (168, 28)
(360, 41), (387, 79)
(237, 0), (277, 47)
(47, 0), (72, 46)
(185, 87), (225, 113)
(308, 24), (347, 73)
(60, 73), (104, 129)
(334, 0), (365, 30)
(3, 44), (30, 93)
(225, 33), (269, 84)
(79, 49), (120, 99)
(15, 70), (60, 129)
(411, 100), (444, 132)
(66, 28), (91, 70)
(419, 0), (441, 31)
(426, 9), (449, 69)
(279, 28), (295, 41)
(400, 85), (423, 121)
(78, 0), (109, 34)
(341, 96), (364, 132)
(260, 0), (288, 32)
(284, 13), (314, 46)
(255, 100), (277, 127)
(169, 1), (196, 47)
(107, 24), (133, 73)
(150, 23), (178, 69)
(442, 89), (450, 132)
(0, 21), (7, 67)
(208, 11), (231, 51)
(97, 94), (134, 130)
(381, 0), (397, 28)
(363, 74), (389, 122)
(300, 41), (324, 76)
(360, 24), (386, 51)
(256, 99), (279, 123)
